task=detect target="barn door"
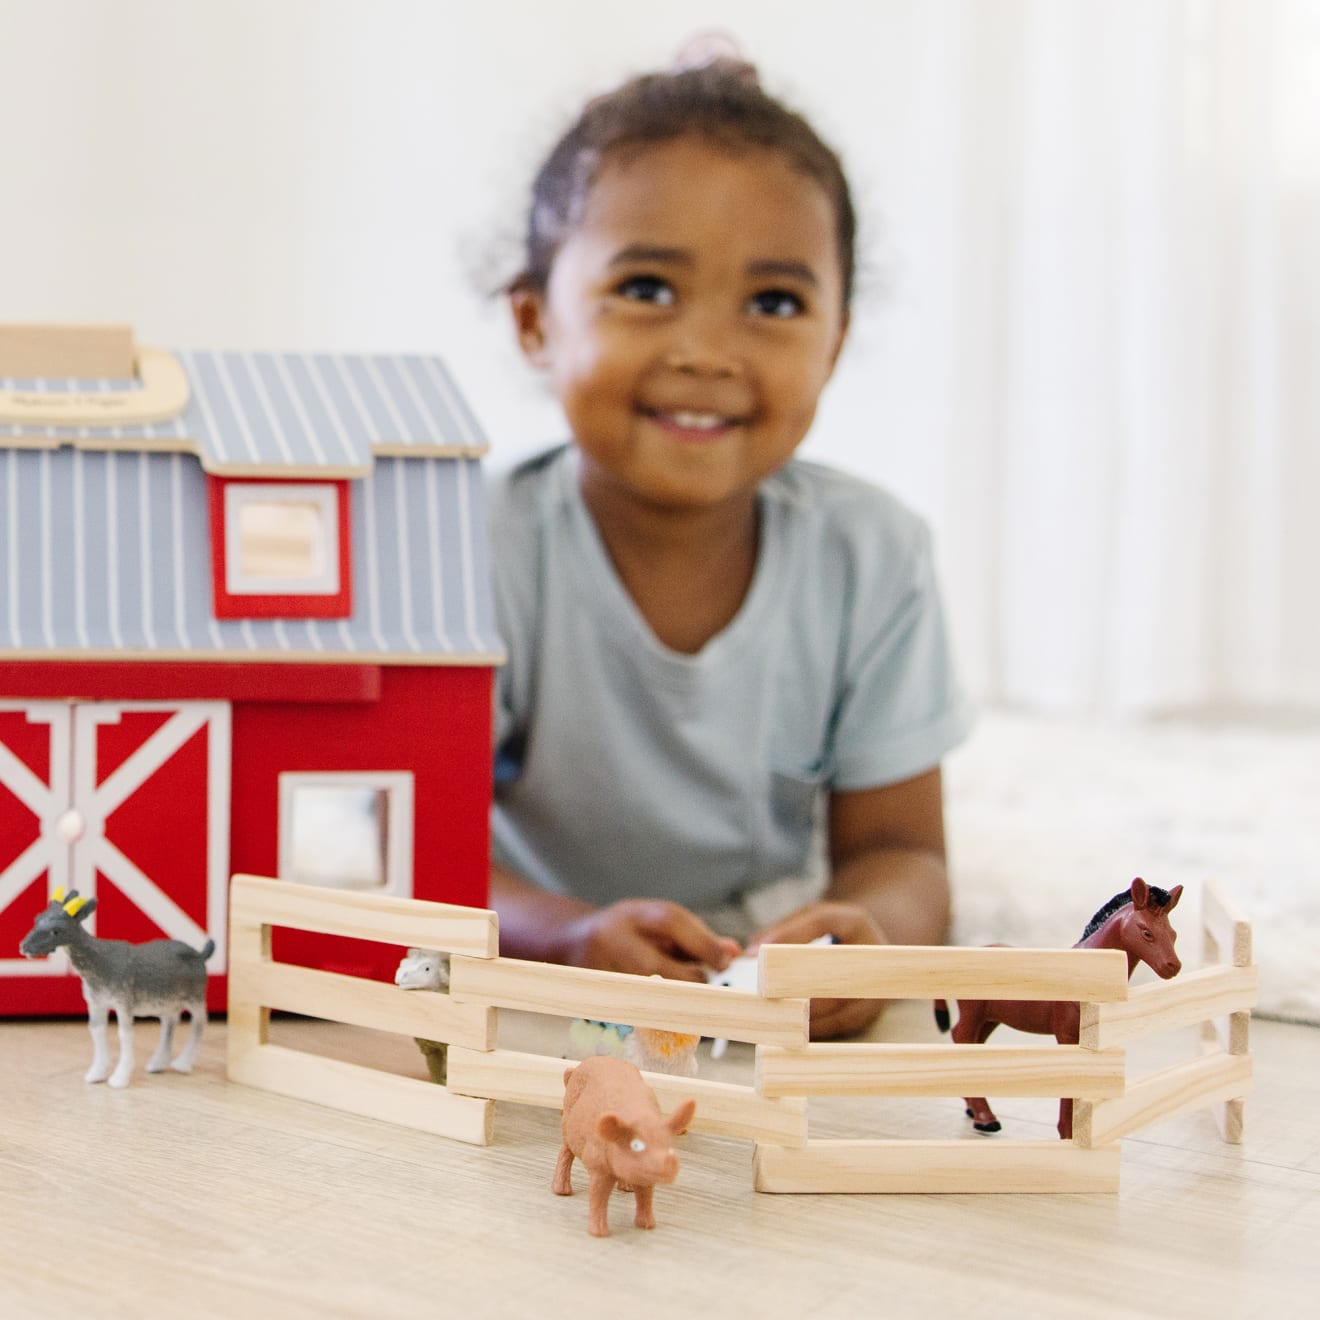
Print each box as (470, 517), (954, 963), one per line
(0, 701), (230, 1013)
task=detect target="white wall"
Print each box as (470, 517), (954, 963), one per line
(0, 0), (952, 503)
(6, 0), (1316, 713)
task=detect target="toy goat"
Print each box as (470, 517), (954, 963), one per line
(19, 888), (213, 1088)
(554, 1056), (697, 1237)
(936, 877), (1183, 1138)
(394, 947), (450, 1084)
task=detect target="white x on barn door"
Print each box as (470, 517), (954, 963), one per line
(0, 701), (230, 979)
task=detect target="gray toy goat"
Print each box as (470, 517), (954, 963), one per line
(19, 888), (214, 1088)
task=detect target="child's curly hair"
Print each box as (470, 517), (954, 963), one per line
(514, 58), (857, 308)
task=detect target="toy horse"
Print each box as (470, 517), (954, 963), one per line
(19, 888), (214, 1088)
(935, 877), (1182, 1139)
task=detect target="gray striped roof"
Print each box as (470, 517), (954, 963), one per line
(1, 351), (504, 664)
(0, 446), (501, 663)
(1, 350), (487, 476)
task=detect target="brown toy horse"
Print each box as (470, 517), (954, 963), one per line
(935, 877), (1182, 1139)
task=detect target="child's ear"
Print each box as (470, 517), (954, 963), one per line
(510, 286), (551, 367)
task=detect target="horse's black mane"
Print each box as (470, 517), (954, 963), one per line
(1081, 883), (1173, 940)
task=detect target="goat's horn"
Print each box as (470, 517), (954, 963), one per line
(64, 896), (89, 916)
(52, 886), (66, 903)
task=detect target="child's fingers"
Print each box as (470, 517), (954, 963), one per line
(569, 900), (738, 979)
(632, 901), (741, 972)
(748, 900), (884, 952)
(809, 996), (884, 1040)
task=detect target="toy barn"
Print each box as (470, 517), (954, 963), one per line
(0, 326), (503, 1014)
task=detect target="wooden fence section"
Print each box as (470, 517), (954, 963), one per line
(756, 1042), (1125, 1100)
(1073, 1052), (1253, 1148)
(227, 873), (498, 1144)
(230, 874), (499, 955)
(227, 874), (1255, 1192)
(1200, 880), (1254, 1141)
(446, 1047), (807, 1145)
(449, 954), (807, 1047)
(227, 874), (809, 1149)
(446, 955), (810, 1145)
(758, 944), (1130, 1003)
(1074, 879), (1257, 1148)
(754, 1139), (1121, 1195)
(1078, 964), (1258, 1051)
(751, 945), (1129, 1195)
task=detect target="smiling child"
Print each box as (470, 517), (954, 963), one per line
(488, 57), (973, 1038)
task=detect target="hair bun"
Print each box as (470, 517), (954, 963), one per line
(671, 31), (760, 83)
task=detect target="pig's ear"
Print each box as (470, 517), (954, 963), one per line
(597, 1114), (635, 1146)
(668, 1100), (696, 1135)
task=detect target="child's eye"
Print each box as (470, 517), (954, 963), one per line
(748, 289), (805, 318)
(617, 275), (675, 306)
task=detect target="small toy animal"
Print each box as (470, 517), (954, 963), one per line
(569, 1016), (700, 1077)
(624, 1025), (701, 1077)
(394, 947), (450, 1084)
(706, 933), (836, 1057)
(935, 877), (1183, 1138)
(554, 1056), (697, 1237)
(19, 888), (213, 1088)
(568, 1018), (633, 1061)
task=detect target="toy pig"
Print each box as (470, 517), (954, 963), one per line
(553, 1056), (697, 1237)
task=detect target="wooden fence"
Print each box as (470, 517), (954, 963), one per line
(751, 944), (1130, 1194)
(226, 873), (809, 1147)
(226, 873), (1256, 1193)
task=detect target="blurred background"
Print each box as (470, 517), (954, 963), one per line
(3, 0), (1316, 1010)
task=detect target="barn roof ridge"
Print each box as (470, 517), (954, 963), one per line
(0, 348), (489, 476)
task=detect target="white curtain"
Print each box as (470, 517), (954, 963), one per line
(3, 0), (1315, 717)
(814, 0), (1319, 717)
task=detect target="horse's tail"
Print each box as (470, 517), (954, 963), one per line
(934, 1000), (951, 1033)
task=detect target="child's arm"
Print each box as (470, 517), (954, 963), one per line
(489, 864), (740, 982)
(747, 766), (951, 1038)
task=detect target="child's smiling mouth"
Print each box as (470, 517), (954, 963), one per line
(642, 407), (748, 439)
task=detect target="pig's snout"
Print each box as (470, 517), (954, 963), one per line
(652, 1151), (680, 1184)
(617, 1144), (678, 1186)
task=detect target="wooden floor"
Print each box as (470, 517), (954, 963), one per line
(4, 1001), (1318, 1319)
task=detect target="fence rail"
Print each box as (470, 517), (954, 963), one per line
(758, 943), (1130, 1002)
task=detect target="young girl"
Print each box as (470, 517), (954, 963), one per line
(488, 57), (973, 1038)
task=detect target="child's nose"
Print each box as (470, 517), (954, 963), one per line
(663, 345), (740, 378)
(662, 315), (741, 378)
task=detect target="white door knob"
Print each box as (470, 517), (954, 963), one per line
(55, 808), (86, 843)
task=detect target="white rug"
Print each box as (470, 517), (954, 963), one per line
(945, 709), (1320, 1023)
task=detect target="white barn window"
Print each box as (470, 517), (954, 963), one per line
(224, 483), (340, 596)
(278, 772), (414, 898)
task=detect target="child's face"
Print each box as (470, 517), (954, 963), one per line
(512, 136), (849, 514)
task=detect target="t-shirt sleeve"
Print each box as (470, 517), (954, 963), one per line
(829, 520), (974, 789)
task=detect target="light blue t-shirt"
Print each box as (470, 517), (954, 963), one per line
(489, 445), (973, 912)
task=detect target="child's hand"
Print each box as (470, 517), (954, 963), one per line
(564, 900), (741, 983)
(747, 901), (887, 1040)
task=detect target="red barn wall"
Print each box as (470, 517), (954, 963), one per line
(1, 662), (493, 1014)
(230, 664), (493, 984)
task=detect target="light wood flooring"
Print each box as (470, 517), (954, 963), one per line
(3, 1001), (1317, 1319)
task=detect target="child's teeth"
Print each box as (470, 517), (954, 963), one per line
(672, 412), (721, 429)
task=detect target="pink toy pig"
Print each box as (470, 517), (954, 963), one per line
(553, 1056), (697, 1237)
